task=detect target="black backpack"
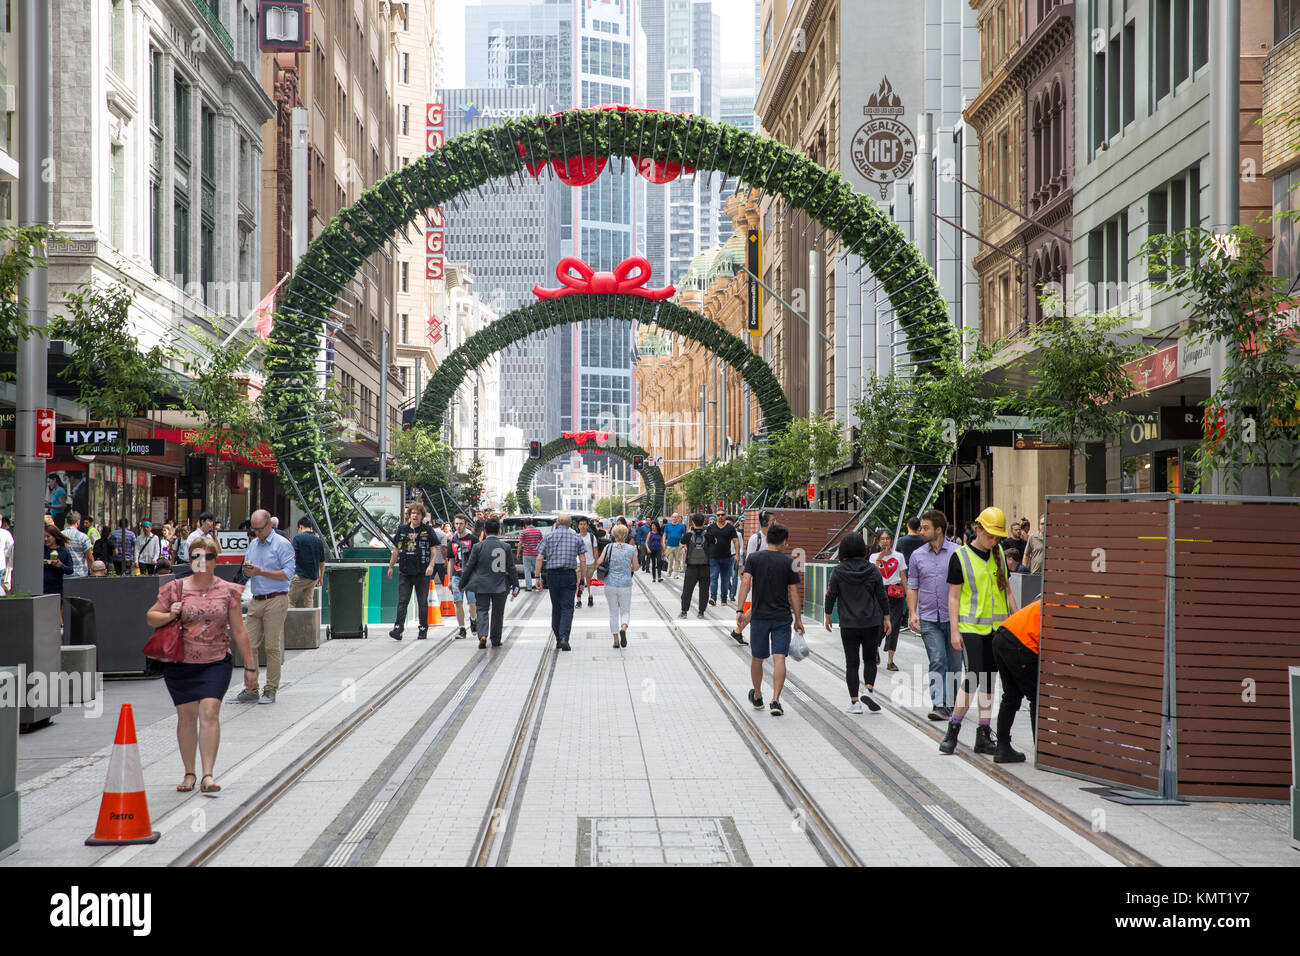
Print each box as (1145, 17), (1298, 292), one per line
(92, 532), (115, 564)
(685, 528), (710, 566)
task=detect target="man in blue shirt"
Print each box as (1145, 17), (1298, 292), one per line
(663, 513), (686, 578)
(534, 514), (587, 651)
(232, 509), (296, 705)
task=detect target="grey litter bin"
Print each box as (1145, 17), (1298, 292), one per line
(325, 566), (368, 640)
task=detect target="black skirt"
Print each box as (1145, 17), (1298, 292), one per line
(162, 654), (234, 706)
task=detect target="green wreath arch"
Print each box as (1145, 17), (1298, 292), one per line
(262, 108), (955, 521)
(412, 296), (792, 436)
(516, 436), (665, 519)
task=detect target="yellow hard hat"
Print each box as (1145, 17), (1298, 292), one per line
(974, 506), (1008, 538)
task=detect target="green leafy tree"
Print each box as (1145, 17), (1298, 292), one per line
(851, 373), (920, 480)
(50, 283), (174, 529)
(389, 424), (456, 500)
(755, 414), (847, 506)
(594, 494), (628, 518)
(502, 491), (519, 516)
(1144, 225), (1300, 495)
(0, 225), (58, 368)
(1011, 296), (1151, 492)
(665, 487), (685, 515)
(913, 335), (1010, 473)
(530, 495), (542, 512)
(460, 455), (487, 511)
(179, 329), (271, 521)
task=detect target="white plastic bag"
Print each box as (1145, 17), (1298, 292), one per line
(787, 627), (810, 662)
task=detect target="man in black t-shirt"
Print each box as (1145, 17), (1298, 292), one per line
(734, 523), (803, 717)
(447, 514), (477, 638)
(679, 513), (712, 617)
(896, 516), (925, 564)
(388, 504), (441, 640)
(705, 513), (740, 606)
(290, 517), (326, 608)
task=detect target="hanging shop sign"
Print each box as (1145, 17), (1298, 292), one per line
(1012, 432), (1070, 450)
(1124, 344), (1179, 393)
(258, 1), (310, 52)
(746, 229), (761, 335)
(425, 103), (445, 281)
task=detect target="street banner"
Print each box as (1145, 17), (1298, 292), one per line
(746, 228), (761, 335)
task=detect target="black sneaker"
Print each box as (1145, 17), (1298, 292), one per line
(560, 640), (572, 651)
(747, 688), (764, 709)
(696, 612), (705, 618)
(619, 628), (627, 647)
(679, 610), (688, 618)
(576, 599), (583, 609)
(927, 708), (946, 721)
(389, 629), (402, 641)
(417, 631), (428, 641)
(860, 693), (882, 713)
(769, 699), (784, 717)
(708, 598), (716, 606)
(729, 630), (747, 645)
(457, 627), (466, 639)
(469, 619), (477, 634)
(587, 594), (594, 607)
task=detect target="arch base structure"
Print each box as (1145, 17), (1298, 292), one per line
(517, 435), (665, 520)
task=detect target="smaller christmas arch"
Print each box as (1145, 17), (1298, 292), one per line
(516, 433), (666, 519)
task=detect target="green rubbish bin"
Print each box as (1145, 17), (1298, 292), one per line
(325, 565), (369, 640)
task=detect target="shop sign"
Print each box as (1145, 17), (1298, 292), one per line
(1159, 406), (1203, 441)
(1178, 336), (1213, 377)
(215, 530), (250, 565)
(1124, 344), (1179, 392)
(35, 409), (54, 459)
(1012, 432), (1070, 450)
(0, 409), (14, 428)
(1125, 411), (1161, 447)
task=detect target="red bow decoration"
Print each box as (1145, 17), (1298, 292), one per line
(533, 256), (675, 300)
(563, 430), (610, 447)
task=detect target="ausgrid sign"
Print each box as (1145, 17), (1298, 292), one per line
(461, 103), (536, 123)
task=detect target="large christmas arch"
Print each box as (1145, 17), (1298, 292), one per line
(412, 295), (792, 437)
(517, 434), (665, 519)
(262, 107), (955, 520)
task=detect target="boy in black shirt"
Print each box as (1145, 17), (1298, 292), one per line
(734, 523), (803, 717)
(388, 504), (441, 640)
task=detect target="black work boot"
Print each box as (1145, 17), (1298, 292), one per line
(994, 738), (1026, 763)
(939, 721), (961, 755)
(973, 724), (998, 755)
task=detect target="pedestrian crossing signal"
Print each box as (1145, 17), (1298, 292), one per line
(528, 440), (541, 459)
(632, 454), (645, 471)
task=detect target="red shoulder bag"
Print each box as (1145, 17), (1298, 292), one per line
(144, 584), (186, 663)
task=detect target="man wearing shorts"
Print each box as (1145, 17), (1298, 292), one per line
(733, 523), (803, 717)
(940, 506), (1018, 755)
(448, 514), (477, 639)
(663, 513), (686, 577)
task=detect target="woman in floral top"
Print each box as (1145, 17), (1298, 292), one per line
(145, 536), (255, 794)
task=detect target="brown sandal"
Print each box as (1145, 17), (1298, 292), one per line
(177, 772), (197, 792)
(200, 774), (221, 794)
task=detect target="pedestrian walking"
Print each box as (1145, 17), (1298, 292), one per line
(745, 510), (770, 561)
(679, 513), (711, 618)
(516, 516), (543, 590)
(824, 532), (890, 714)
(939, 506), (1018, 756)
(733, 523), (803, 717)
(533, 514), (587, 651)
(110, 519), (137, 576)
(447, 514), (478, 639)
(869, 530), (907, 672)
(0, 515), (13, 595)
(146, 536), (256, 795)
(43, 526), (74, 596)
(991, 599), (1042, 763)
(663, 513), (686, 577)
(46, 475), (68, 524)
(596, 524), (639, 648)
(62, 511), (92, 577)
(231, 510), (296, 705)
(137, 523), (162, 575)
(906, 509), (962, 720)
(1024, 514), (1045, 574)
(646, 520), (664, 582)
(177, 512), (216, 579)
(387, 504), (440, 641)
(459, 517), (518, 648)
(290, 516), (326, 609)
(91, 517), (117, 571)
(633, 519), (650, 568)
(706, 513), (740, 606)
(896, 517), (925, 564)
(574, 515), (599, 608)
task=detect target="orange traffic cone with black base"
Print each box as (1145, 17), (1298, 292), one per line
(86, 704), (160, 845)
(440, 575), (455, 619)
(427, 578), (442, 626)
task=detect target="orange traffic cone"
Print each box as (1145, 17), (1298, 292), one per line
(440, 576), (455, 618)
(85, 704), (160, 846)
(427, 578), (442, 626)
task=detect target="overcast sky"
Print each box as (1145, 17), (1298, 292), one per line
(435, 0), (758, 90)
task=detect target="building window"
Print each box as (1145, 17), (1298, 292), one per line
(110, 0), (126, 77)
(762, 16), (772, 57)
(400, 104), (409, 136)
(174, 199), (190, 289)
(1091, 8), (1135, 155)
(1277, 0), (1300, 44)
(400, 261), (409, 292)
(400, 52), (409, 84)
(400, 313), (409, 342)
(1274, 166), (1300, 283)
(1086, 211), (1129, 312)
(1155, 0), (1209, 104)
(174, 77), (190, 160)
(1147, 165), (1202, 283)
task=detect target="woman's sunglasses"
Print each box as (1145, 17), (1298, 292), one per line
(190, 553), (214, 565)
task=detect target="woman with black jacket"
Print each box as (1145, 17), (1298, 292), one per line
(824, 532), (892, 714)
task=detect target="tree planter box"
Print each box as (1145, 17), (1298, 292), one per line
(62, 575), (174, 678)
(0, 594), (63, 729)
(0, 667), (18, 857)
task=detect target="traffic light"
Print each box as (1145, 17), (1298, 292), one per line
(632, 454), (645, 471)
(528, 440), (541, 459)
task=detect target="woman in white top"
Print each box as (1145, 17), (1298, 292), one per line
(595, 524), (640, 648)
(870, 529), (908, 672)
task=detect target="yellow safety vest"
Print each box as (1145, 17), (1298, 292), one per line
(956, 545), (1009, 635)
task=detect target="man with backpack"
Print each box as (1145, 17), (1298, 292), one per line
(679, 513), (712, 618)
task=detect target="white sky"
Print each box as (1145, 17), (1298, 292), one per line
(435, 0), (758, 91)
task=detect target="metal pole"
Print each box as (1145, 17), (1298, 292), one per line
(1209, 0), (1240, 496)
(292, 107), (309, 265)
(699, 385), (707, 467)
(915, 112), (934, 270)
(379, 328), (389, 481)
(13, 0), (50, 596)
(808, 248), (821, 420)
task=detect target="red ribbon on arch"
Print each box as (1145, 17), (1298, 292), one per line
(533, 256), (675, 300)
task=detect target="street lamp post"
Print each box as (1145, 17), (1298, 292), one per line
(1210, 0), (1240, 495)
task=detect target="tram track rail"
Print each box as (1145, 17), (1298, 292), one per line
(640, 575), (1153, 867)
(634, 576), (864, 867)
(172, 591), (546, 868)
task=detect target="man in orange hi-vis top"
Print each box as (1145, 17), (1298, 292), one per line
(990, 599), (1041, 765)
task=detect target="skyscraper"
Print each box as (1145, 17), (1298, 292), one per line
(438, 86), (567, 456)
(466, 0), (646, 463)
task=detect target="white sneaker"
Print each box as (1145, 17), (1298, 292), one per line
(847, 701), (864, 715)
